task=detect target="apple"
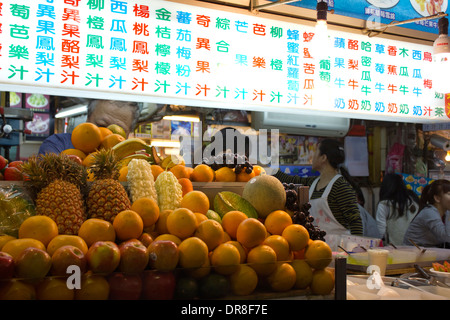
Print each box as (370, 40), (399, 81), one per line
(51, 245), (87, 276)
(139, 232), (153, 247)
(65, 154), (83, 165)
(108, 272), (143, 300)
(3, 167), (22, 181)
(0, 155), (8, 170)
(0, 252), (15, 280)
(15, 247), (52, 280)
(118, 239), (149, 274)
(147, 240), (179, 272)
(86, 241), (120, 275)
(141, 270), (176, 300)
(8, 160), (23, 169)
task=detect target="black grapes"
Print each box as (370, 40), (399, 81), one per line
(202, 153), (253, 174)
(283, 183), (326, 241)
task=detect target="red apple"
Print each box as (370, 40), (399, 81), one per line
(141, 270), (176, 300)
(51, 245), (87, 276)
(0, 252), (15, 280)
(0, 155), (8, 170)
(108, 272), (143, 300)
(65, 154), (83, 165)
(3, 167), (22, 181)
(147, 240), (179, 271)
(86, 241), (120, 275)
(15, 247), (51, 280)
(8, 160), (23, 169)
(118, 239), (149, 274)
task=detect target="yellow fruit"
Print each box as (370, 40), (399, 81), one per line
(247, 244), (277, 276)
(290, 259), (313, 289)
(194, 212), (208, 224)
(98, 127), (113, 140)
(100, 133), (125, 150)
(262, 235), (291, 262)
(170, 164), (189, 179)
(281, 224), (310, 251)
(214, 167), (236, 182)
(194, 219), (224, 251)
(225, 240), (247, 264)
(131, 197), (160, 228)
(184, 258), (211, 279)
(82, 152), (97, 167)
(107, 124), (126, 139)
(71, 122), (102, 154)
(236, 218), (266, 249)
(2, 238), (46, 261)
(151, 165), (164, 180)
(74, 274), (110, 300)
(118, 166), (128, 182)
(154, 234), (181, 246)
(36, 277), (75, 300)
(155, 209), (172, 234)
(210, 243), (240, 275)
(180, 190), (210, 215)
(18, 215), (59, 247)
(0, 280), (36, 300)
(221, 210), (247, 239)
(166, 208), (198, 240)
(77, 218), (116, 247)
(267, 263), (296, 292)
(304, 240), (332, 270)
(310, 269), (335, 295)
(0, 235), (16, 251)
(229, 265), (258, 296)
(178, 237), (209, 269)
(190, 164), (214, 182)
(264, 210), (293, 235)
(252, 165), (266, 176)
(47, 235), (88, 256)
(61, 148), (87, 160)
(235, 170), (255, 182)
(113, 210), (144, 241)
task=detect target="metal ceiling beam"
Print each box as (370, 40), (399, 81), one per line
(250, 0), (302, 12)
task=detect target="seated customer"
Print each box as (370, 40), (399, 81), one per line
(403, 179), (450, 248)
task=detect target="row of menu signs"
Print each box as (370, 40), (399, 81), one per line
(0, 0), (448, 124)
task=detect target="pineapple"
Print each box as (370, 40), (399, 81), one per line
(22, 153), (88, 235)
(87, 149), (131, 223)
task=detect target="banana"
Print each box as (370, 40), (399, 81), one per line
(112, 138), (152, 160)
(118, 153), (152, 167)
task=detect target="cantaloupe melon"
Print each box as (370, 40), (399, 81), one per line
(242, 175), (286, 218)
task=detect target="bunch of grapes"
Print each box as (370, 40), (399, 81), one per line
(202, 153), (253, 174)
(283, 183), (326, 241)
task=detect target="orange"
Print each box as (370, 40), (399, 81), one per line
(210, 243), (240, 275)
(47, 235), (88, 256)
(112, 210), (144, 241)
(236, 218), (266, 249)
(247, 244), (277, 276)
(100, 133), (125, 150)
(118, 166), (128, 182)
(99, 126), (113, 140)
(36, 277), (74, 300)
(0, 234), (16, 251)
(170, 164), (189, 179)
(185, 166), (194, 178)
(236, 170), (255, 182)
(151, 165), (164, 180)
(155, 209), (172, 235)
(291, 259), (313, 289)
(281, 224), (310, 251)
(190, 164), (214, 182)
(178, 178), (193, 196)
(71, 122), (102, 154)
(166, 208), (198, 239)
(310, 269), (335, 295)
(267, 263), (296, 292)
(263, 235), (291, 262)
(131, 197), (160, 228)
(221, 210), (247, 239)
(61, 148), (87, 160)
(0, 280), (36, 300)
(77, 218), (116, 247)
(194, 219), (224, 251)
(214, 167), (236, 182)
(154, 233), (181, 246)
(222, 231), (231, 243)
(2, 238), (46, 261)
(75, 274), (110, 300)
(82, 151), (98, 167)
(226, 240), (247, 263)
(178, 236), (209, 269)
(18, 215), (59, 247)
(253, 165), (266, 176)
(194, 212), (208, 224)
(180, 190), (210, 215)
(184, 257), (211, 279)
(304, 240), (332, 270)
(264, 210), (293, 235)
(229, 264), (258, 296)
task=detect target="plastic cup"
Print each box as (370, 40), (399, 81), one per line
(368, 249), (389, 276)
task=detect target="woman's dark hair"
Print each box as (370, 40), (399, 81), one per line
(379, 173), (419, 218)
(419, 179), (450, 211)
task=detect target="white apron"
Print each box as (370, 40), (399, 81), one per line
(309, 174), (350, 236)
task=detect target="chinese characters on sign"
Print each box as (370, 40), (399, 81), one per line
(0, 0), (447, 122)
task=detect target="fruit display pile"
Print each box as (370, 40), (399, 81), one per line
(0, 123), (334, 300)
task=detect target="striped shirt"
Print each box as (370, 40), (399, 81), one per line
(274, 170), (363, 236)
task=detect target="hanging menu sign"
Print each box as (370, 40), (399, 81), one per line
(0, 0), (447, 123)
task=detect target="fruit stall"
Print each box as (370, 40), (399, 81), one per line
(0, 123), (350, 301)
